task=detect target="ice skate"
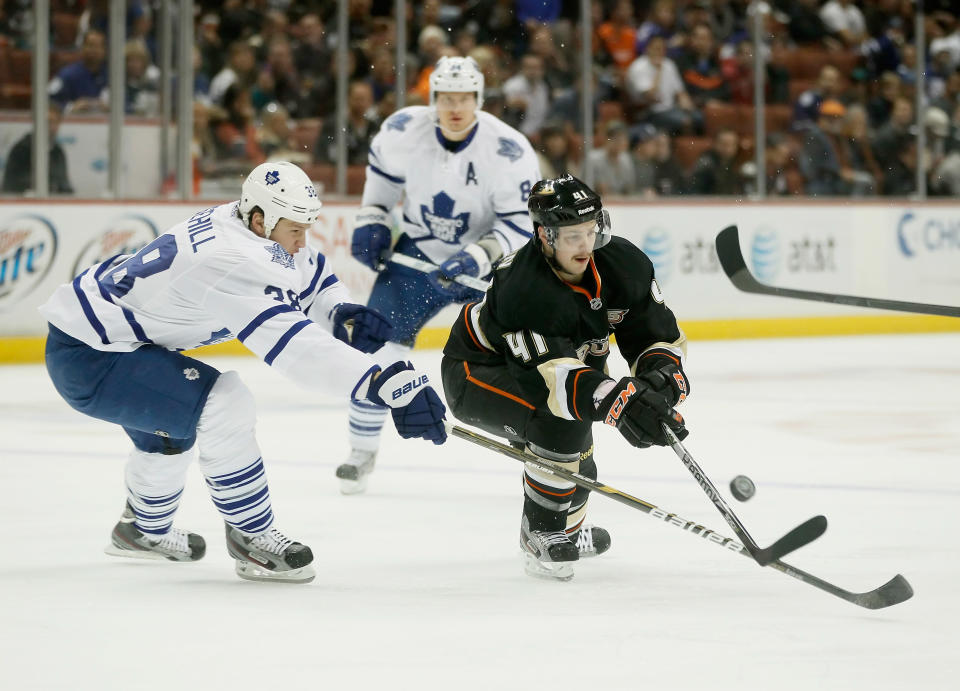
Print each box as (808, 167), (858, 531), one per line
(105, 502), (206, 562)
(569, 524), (611, 558)
(520, 515), (579, 581)
(335, 449), (376, 495)
(225, 524), (315, 584)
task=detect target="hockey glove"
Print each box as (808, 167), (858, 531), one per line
(427, 244), (489, 299)
(351, 206), (393, 270)
(332, 303), (394, 354)
(368, 361), (447, 445)
(636, 360), (690, 406)
(593, 377), (688, 448)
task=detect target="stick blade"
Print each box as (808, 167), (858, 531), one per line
(755, 515), (828, 566)
(851, 574), (914, 610)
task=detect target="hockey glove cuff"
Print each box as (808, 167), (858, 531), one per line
(367, 361), (447, 445)
(332, 303), (395, 353)
(351, 206), (393, 270)
(593, 376), (688, 448)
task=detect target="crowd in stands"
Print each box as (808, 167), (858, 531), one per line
(1, 0), (959, 197)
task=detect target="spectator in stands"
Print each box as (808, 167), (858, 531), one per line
(191, 100), (217, 181)
(366, 48), (397, 104)
(650, 130), (685, 195)
(688, 127), (744, 195)
(676, 23), (729, 109)
(930, 106), (960, 195)
(252, 37), (305, 118)
(410, 25), (450, 104)
(625, 34), (699, 135)
(503, 54), (551, 137)
(212, 83), (264, 168)
(798, 99), (847, 196)
(584, 120), (636, 195)
(596, 0), (638, 73)
(121, 39), (159, 116)
(313, 80), (380, 166)
(791, 65), (843, 131)
(210, 41), (257, 107)
(931, 71), (960, 123)
(839, 103), (882, 196)
(704, 0), (736, 44)
(535, 121), (581, 179)
(257, 102), (304, 164)
(293, 13), (331, 77)
(250, 10), (290, 63)
(197, 14), (224, 83)
(819, 0), (867, 48)
(529, 24), (575, 91)
(881, 136), (916, 196)
(763, 132), (794, 196)
(48, 29), (108, 114)
(785, 0), (830, 46)
(1, 102), (73, 195)
(867, 71), (902, 129)
(631, 123), (660, 196)
(636, 0), (680, 55)
(872, 96), (914, 169)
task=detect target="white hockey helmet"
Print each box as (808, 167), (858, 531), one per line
(429, 56), (484, 111)
(239, 161), (322, 238)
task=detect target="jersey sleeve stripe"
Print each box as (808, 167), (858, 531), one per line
(297, 255), (327, 299)
(499, 218), (532, 238)
(495, 210), (528, 218)
(317, 273), (339, 292)
(463, 361), (535, 410)
(237, 304), (297, 342)
(263, 319), (313, 365)
(72, 271), (110, 345)
(368, 164), (405, 184)
(570, 368), (589, 421)
(120, 306), (153, 344)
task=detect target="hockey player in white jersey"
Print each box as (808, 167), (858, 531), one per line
(40, 161), (447, 584)
(339, 56), (541, 493)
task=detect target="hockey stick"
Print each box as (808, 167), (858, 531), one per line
(383, 252), (490, 291)
(715, 225), (960, 317)
(662, 425), (826, 566)
(446, 422), (913, 610)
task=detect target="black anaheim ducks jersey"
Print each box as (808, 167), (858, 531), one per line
(443, 235), (687, 422)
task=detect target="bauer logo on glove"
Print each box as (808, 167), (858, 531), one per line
(392, 374), (429, 401)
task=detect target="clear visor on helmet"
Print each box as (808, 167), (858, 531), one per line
(551, 209), (612, 251)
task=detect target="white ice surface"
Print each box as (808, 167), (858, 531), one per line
(1, 333), (958, 690)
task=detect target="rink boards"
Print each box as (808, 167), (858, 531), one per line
(1, 199), (958, 362)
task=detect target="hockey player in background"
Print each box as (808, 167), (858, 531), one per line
(441, 174), (690, 581)
(338, 55), (542, 494)
(40, 161), (447, 584)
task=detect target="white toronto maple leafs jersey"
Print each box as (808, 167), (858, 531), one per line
(40, 202), (380, 398)
(363, 106), (541, 264)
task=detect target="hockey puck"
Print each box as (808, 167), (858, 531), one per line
(730, 475), (756, 502)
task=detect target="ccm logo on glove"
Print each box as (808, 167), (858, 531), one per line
(392, 374), (429, 400)
(604, 381), (636, 426)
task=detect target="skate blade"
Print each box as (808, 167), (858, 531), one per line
(521, 552), (574, 582)
(104, 544), (181, 561)
(338, 475), (369, 495)
(235, 560), (316, 584)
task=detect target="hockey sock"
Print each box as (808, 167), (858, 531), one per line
(522, 444), (582, 532)
(348, 399), (389, 452)
(196, 372), (274, 536)
(565, 449), (596, 535)
(124, 446), (195, 535)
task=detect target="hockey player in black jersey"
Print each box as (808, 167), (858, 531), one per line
(441, 174), (690, 580)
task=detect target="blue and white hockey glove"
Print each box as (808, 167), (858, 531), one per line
(427, 244), (489, 299)
(332, 303), (394, 354)
(367, 361), (447, 445)
(351, 206), (393, 270)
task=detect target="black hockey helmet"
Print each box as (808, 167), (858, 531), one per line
(527, 174), (612, 250)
